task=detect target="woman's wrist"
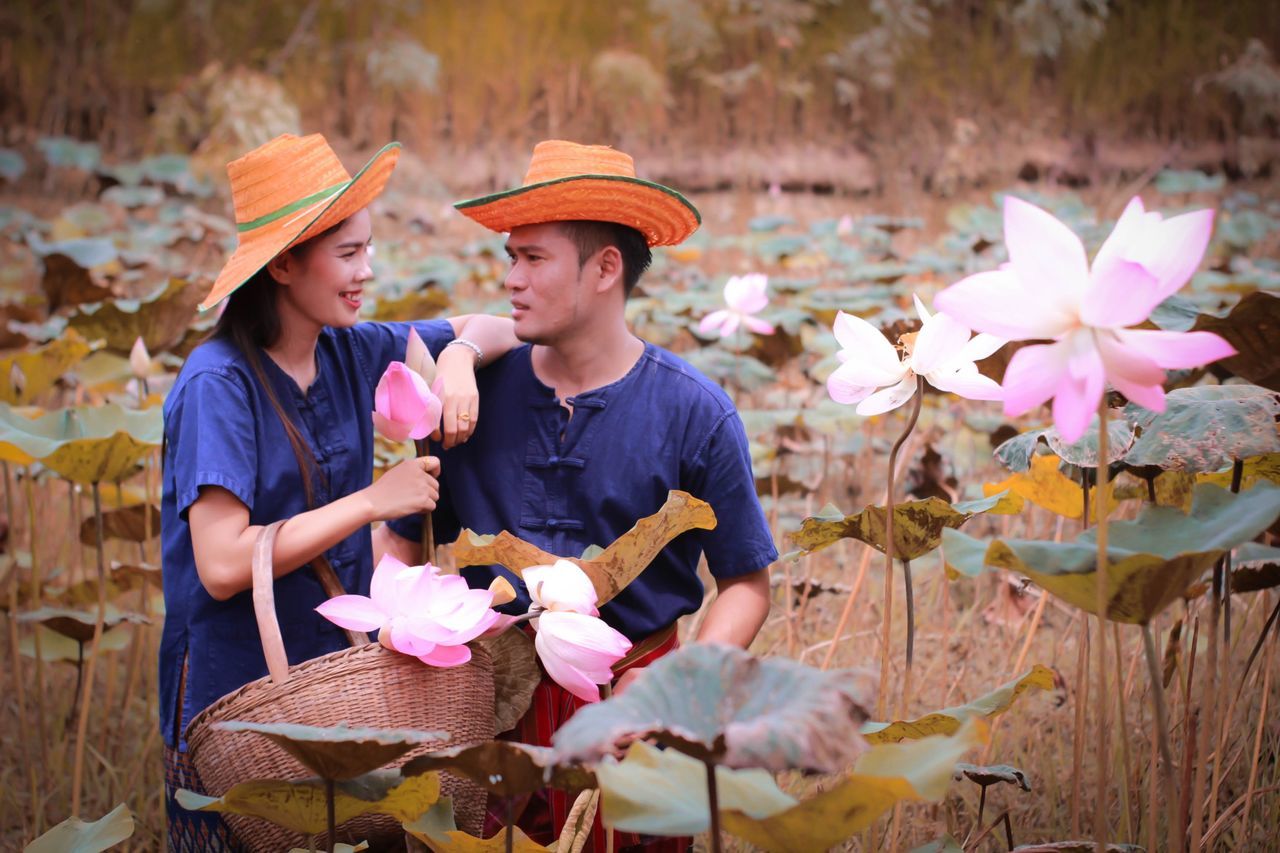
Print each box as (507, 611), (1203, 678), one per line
(438, 340), (480, 373)
(443, 337), (484, 366)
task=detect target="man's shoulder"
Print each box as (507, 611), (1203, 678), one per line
(638, 343), (737, 417)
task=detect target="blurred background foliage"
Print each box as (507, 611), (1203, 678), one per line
(1, 0), (1278, 193)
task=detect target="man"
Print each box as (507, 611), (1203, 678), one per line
(376, 140), (775, 847)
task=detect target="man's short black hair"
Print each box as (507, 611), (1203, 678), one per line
(557, 220), (652, 298)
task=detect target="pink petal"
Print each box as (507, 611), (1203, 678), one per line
(935, 269), (1074, 340)
(480, 613), (523, 638)
(1127, 208), (1215, 300)
(1051, 339), (1106, 443)
(911, 293), (932, 323)
(1079, 259), (1163, 329)
(1089, 197), (1151, 278)
(912, 310), (972, 376)
(1114, 329), (1237, 370)
(315, 595), (386, 633)
(698, 310), (731, 336)
(926, 366), (1003, 401)
(372, 411), (412, 443)
(742, 315), (775, 336)
(1001, 342), (1071, 418)
(408, 390), (443, 441)
(955, 332), (1006, 364)
(535, 611), (631, 703)
(376, 362), (434, 429)
(418, 643), (472, 668)
(1003, 196), (1091, 316)
(389, 620), (436, 657)
(826, 364), (877, 406)
(831, 311), (904, 383)
(1096, 332), (1168, 412)
(370, 554), (410, 613)
(855, 374), (918, 416)
(525, 560), (599, 615)
(725, 274), (769, 314)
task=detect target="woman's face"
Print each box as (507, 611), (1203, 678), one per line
(271, 208), (374, 330)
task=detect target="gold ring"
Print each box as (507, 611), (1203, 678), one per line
(458, 412), (471, 422)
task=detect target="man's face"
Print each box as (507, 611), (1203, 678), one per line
(503, 223), (594, 345)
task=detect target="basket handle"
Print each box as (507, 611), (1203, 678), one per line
(251, 521), (371, 686)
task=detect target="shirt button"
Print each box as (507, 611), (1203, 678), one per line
(548, 455), (559, 465)
(546, 519), (559, 529)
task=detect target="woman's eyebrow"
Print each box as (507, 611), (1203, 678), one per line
(335, 239), (369, 250)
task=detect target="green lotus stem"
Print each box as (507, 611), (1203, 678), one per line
(704, 759), (723, 853)
(877, 375), (923, 720)
(70, 481), (108, 816)
(1223, 457), (1244, 645)
(414, 437), (436, 564)
(3, 461), (37, 835)
(1094, 402), (1111, 849)
(1142, 621), (1180, 852)
(23, 473), (50, 803)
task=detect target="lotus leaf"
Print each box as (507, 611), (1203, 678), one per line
(16, 606), (147, 643)
(789, 492), (1005, 560)
(455, 490), (716, 606)
(20, 624), (132, 661)
(983, 454), (1119, 521)
(954, 762), (1031, 791)
(23, 802), (133, 852)
(720, 720), (985, 853)
(0, 148), (25, 182)
(213, 721), (450, 781)
(404, 797), (550, 852)
(0, 330), (95, 405)
(551, 643), (873, 773)
(402, 740), (594, 799)
(26, 233), (120, 311)
(177, 770), (440, 835)
(596, 740), (796, 835)
(1124, 385), (1280, 471)
(1197, 453), (1280, 490)
(995, 413), (1134, 471)
(78, 502), (160, 547)
(942, 483), (1280, 623)
(474, 628), (541, 735)
(1232, 543), (1280, 593)
(70, 277), (202, 353)
(37, 136), (101, 171)
(862, 666), (1055, 744)
(1189, 291), (1279, 390)
(0, 403), (161, 482)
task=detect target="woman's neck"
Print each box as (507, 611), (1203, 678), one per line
(264, 309), (322, 393)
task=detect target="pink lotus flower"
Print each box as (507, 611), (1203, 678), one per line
(521, 559), (631, 702)
(316, 555), (499, 667)
(372, 361), (442, 442)
(935, 196), (1237, 442)
(699, 274), (776, 337)
(827, 295), (1005, 415)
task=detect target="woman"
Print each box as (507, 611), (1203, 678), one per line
(159, 133), (516, 850)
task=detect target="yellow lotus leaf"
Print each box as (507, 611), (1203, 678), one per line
(68, 277), (203, 354)
(176, 772), (440, 836)
(24, 802), (134, 852)
(983, 453), (1118, 521)
(0, 329), (95, 405)
(1152, 470), (1196, 511)
(20, 624), (132, 661)
(861, 666), (1055, 744)
(789, 493), (1007, 560)
(405, 797), (551, 853)
(0, 403), (161, 482)
(720, 720), (986, 853)
(1197, 453), (1280, 490)
(455, 490), (717, 606)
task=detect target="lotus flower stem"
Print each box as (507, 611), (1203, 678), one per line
(70, 481), (108, 816)
(1094, 402), (1112, 849)
(24, 472), (50, 805)
(414, 437), (437, 564)
(326, 777), (336, 853)
(704, 759), (724, 853)
(3, 462), (36, 835)
(877, 375), (923, 719)
(1142, 621), (1180, 852)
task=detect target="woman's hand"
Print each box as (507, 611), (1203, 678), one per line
(363, 455), (441, 520)
(434, 343), (480, 449)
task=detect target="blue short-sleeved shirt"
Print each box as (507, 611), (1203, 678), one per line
(390, 342), (777, 641)
(159, 319), (454, 748)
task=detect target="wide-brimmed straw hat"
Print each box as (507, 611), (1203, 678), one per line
(199, 134), (401, 311)
(454, 140), (700, 247)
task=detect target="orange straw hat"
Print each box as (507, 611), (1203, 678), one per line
(199, 134), (401, 311)
(454, 140), (700, 247)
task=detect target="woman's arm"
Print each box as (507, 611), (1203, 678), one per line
(434, 314), (518, 448)
(189, 455), (441, 601)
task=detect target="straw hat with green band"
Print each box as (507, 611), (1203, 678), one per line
(454, 140), (700, 247)
(199, 134), (401, 311)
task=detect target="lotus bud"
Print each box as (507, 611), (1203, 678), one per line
(129, 336), (151, 380)
(405, 327), (436, 385)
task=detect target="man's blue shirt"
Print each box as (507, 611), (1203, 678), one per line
(159, 320), (454, 748)
(391, 342), (777, 641)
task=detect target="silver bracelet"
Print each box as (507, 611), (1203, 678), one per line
(445, 337), (484, 364)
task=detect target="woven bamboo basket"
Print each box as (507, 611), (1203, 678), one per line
(185, 522), (495, 850)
